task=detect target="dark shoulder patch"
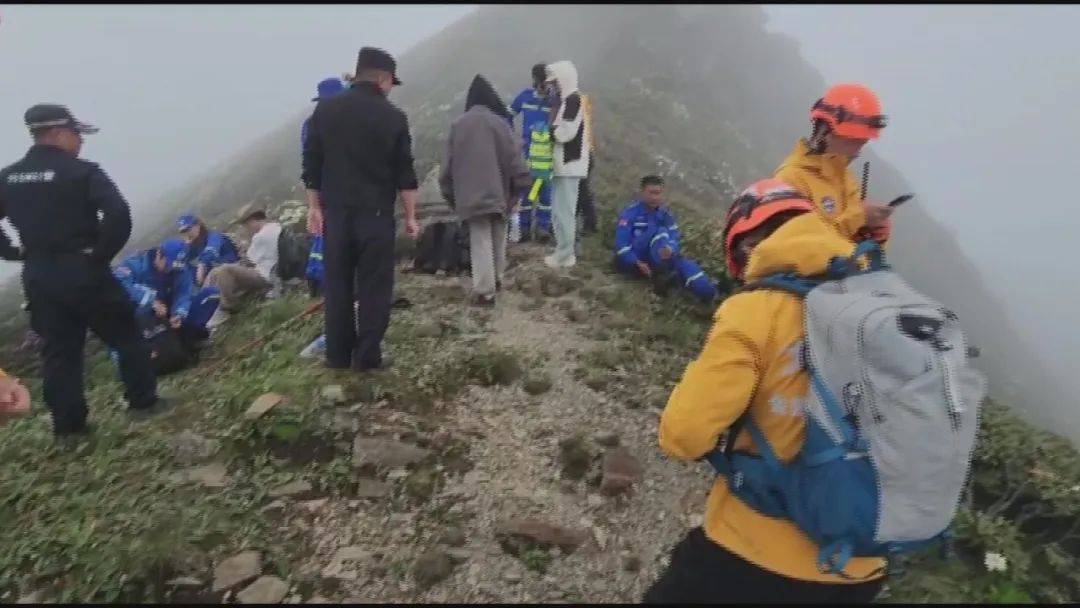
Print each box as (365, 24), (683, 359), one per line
(562, 93), (581, 121)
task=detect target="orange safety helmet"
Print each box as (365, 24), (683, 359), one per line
(810, 84), (887, 141)
(722, 179), (815, 277)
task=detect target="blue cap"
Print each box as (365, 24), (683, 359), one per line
(313, 77), (345, 102)
(177, 213), (198, 232)
(159, 238), (189, 270)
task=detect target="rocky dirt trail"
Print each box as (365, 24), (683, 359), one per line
(240, 242), (714, 604)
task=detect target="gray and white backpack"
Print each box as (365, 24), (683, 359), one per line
(707, 241), (987, 576)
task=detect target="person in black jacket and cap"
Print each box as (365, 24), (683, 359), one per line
(0, 104), (168, 444)
(302, 47), (420, 372)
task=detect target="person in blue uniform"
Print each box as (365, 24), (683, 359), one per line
(113, 238), (221, 345)
(614, 175), (718, 303)
(510, 64), (555, 241)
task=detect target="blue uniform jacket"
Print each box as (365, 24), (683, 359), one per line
(189, 231), (240, 273)
(509, 87), (553, 146)
(614, 201), (682, 267)
(113, 250), (196, 320)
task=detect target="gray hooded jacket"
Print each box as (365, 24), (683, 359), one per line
(439, 75), (530, 221)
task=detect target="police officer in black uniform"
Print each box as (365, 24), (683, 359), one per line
(0, 104), (168, 442)
(302, 47), (420, 372)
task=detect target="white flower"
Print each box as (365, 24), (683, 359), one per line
(984, 551), (1008, 573)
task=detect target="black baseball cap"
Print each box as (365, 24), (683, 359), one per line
(24, 104), (99, 135)
(355, 47), (402, 86)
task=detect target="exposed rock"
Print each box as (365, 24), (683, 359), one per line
(412, 548), (455, 590)
(167, 430), (220, 464)
(259, 500), (287, 517)
(174, 462), (230, 488)
(445, 548), (473, 564)
(236, 575), (288, 604)
(353, 478), (392, 499)
(212, 550), (262, 592)
(437, 527), (467, 547)
(322, 546), (375, 580)
(166, 576), (204, 588)
(567, 308), (588, 323)
(320, 385), (346, 404)
(16, 590), (43, 604)
(268, 479), (314, 499)
(600, 447), (644, 496)
(558, 434), (594, 481)
(299, 498), (328, 513)
(353, 436), (431, 469)
(495, 519), (590, 556)
(594, 431), (621, 447)
(244, 392), (283, 420)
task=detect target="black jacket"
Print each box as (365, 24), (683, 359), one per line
(0, 144), (133, 264)
(301, 82), (419, 212)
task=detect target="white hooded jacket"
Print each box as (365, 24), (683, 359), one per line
(546, 60), (591, 178)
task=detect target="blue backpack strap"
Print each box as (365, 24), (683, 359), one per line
(739, 273), (820, 298)
(829, 240), (889, 279)
(809, 371), (857, 446)
(743, 419), (783, 473)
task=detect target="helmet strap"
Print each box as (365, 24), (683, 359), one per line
(808, 120), (830, 154)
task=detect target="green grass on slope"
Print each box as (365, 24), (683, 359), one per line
(0, 280), (523, 603)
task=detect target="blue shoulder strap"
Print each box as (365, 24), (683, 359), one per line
(828, 240), (890, 279)
(740, 272), (820, 298)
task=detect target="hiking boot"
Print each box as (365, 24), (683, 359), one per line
(544, 254), (576, 269)
(471, 293), (496, 308)
(354, 357), (394, 374)
(127, 396), (176, 422)
(652, 268), (679, 297)
(52, 427), (93, 452)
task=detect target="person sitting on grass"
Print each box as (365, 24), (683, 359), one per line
(613, 175), (717, 303)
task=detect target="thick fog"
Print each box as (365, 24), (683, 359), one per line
(0, 4), (474, 283)
(2, 6), (1077, 432)
(765, 5), (1080, 417)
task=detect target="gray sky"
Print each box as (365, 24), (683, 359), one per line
(0, 4), (474, 246)
(764, 4), (1080, 389)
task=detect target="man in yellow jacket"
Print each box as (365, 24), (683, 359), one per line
(646, 179), (886, 603)
(775, 83), (894, 245)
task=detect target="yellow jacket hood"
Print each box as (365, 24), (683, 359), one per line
(743, 212), (856, 282)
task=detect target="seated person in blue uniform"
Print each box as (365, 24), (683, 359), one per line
(112, 238), (221, 346)
(176, 213), (240, 286)
(614, 175), (718, 303)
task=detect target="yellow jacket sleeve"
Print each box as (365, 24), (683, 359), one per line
(659, 295), (763, 461)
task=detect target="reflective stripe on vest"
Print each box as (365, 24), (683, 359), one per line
(528, 128), (554, 172)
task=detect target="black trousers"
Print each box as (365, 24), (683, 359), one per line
(576, 152), (598, 233)
(643, 528), (884, 604)
(322, 206), (395, 370)
(23, 255), (158, 435)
